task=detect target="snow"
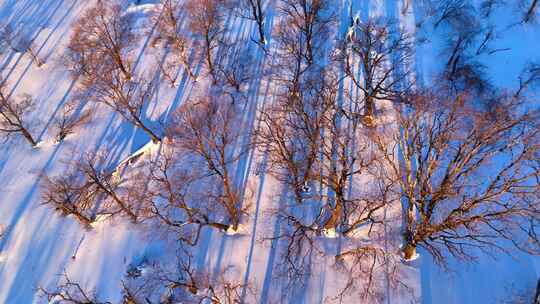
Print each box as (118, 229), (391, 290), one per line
(403, 252), (420, 263)
(224, 223), (249, 236)
(321, 228), (338, 238)
(0, 0), (537, 303)
(89, 214), (112, 229)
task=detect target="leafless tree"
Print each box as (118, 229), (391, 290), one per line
(340, 17), (414, 125)
(0, 24), (44, 67)
(522, 0), (539, 23)
(44, 252), (255, 304)
(66, 1), (136, 80)
(186, 0), (227, 83)
(264, 206), (324, 287)
(149, 258), (255, 304)
(52, 102), (92, 143)
(375, 88), (540, 262)
(38, 272), (111, 304)
(89, 70), (161, 143)
(65, 1), (161, 142)
(276, 0), (334, 66)
(41, 152), (140, 226)
(440, 25), (494, 95)
(154, 0), (197, 84)
(333, 244), (416, 303)
(0, 80), (38, 146)
(317, 109), (388, 233)
(135, 146), (232, 245)
(258, 0), (337, 203)
(257, 66), (333, 204)
(166, 96), (250, 232)
(41, 173), (99, 228)
(430, 0), (475, 28)
(480, 0), (505, 18)
(234, 0), (269, 45)
(214, 41), (255, 99)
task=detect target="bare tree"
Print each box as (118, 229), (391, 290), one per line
(166, 96), (249, 231)
(257, 66), (333, 204)
(440, 25), (493, 95)
(341, 17), (414, 125)
(317, 102), (388, 234)
(376, 88), (540, 262)
(522, 0), (539, 23)
(480, 0), (503, 17)
(154, 0), (197, 84)
(214, 41), (255, 98)
(186, 0), (227, 83)
(66, 1), (136, 80)
(430, 0), (475, 28)
(38, 272), (111, 304)
(333, 244), (416, 303)
(135, 147), (232, 245)
(41, 173), (99, 228)
(0, 80), (37, 146)
(89, 71), (161, 143)
(52, 102), (92, 143)
(276, 0), (334, 66)
(258, 0), (336, 203)
(234, 0), (269, 45)
(41, 152), (140, 225)
(65, 1), (161, 142)
(42, 252), (255, 304)
(146, 257), (255, 304)
(0, 24), (44, 67)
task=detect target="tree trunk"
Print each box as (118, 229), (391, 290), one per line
(363, 96), (375, 126)
(222, 177), (239, 231)
(205, 37), (216, 84)
(21, 127), (37, 147)
(403, 242), (417, 260)
(323, 194), (344, 231)
(257, 19), (265, 44)
(525, 0), (538, 23)
(135, 118), (161, 143)
(403, 200), (417, 260)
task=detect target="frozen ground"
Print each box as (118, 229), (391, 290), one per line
(0, 0), (538, 303)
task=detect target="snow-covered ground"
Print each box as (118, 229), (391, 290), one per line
(0, 0), (538, 303)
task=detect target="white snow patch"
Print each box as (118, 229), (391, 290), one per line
(402, 252), (420, 262)
(124, 4), (159, 17)
(322, 228), (339, 238)
(31, 141), (43, 149)
(113, 140), (161, 178)
(89, 214), (112, 228)
(224, 223), (248, 236)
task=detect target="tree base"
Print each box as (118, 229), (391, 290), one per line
(403, 244), (418, 261)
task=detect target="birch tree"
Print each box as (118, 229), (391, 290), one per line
(0, 81), (37, 146)
(376, 89), (540, 262)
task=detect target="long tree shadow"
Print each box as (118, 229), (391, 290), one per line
(2, 213), (79, 303)
(259, 187), (289, 304)
(0, 142), (63, 255)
